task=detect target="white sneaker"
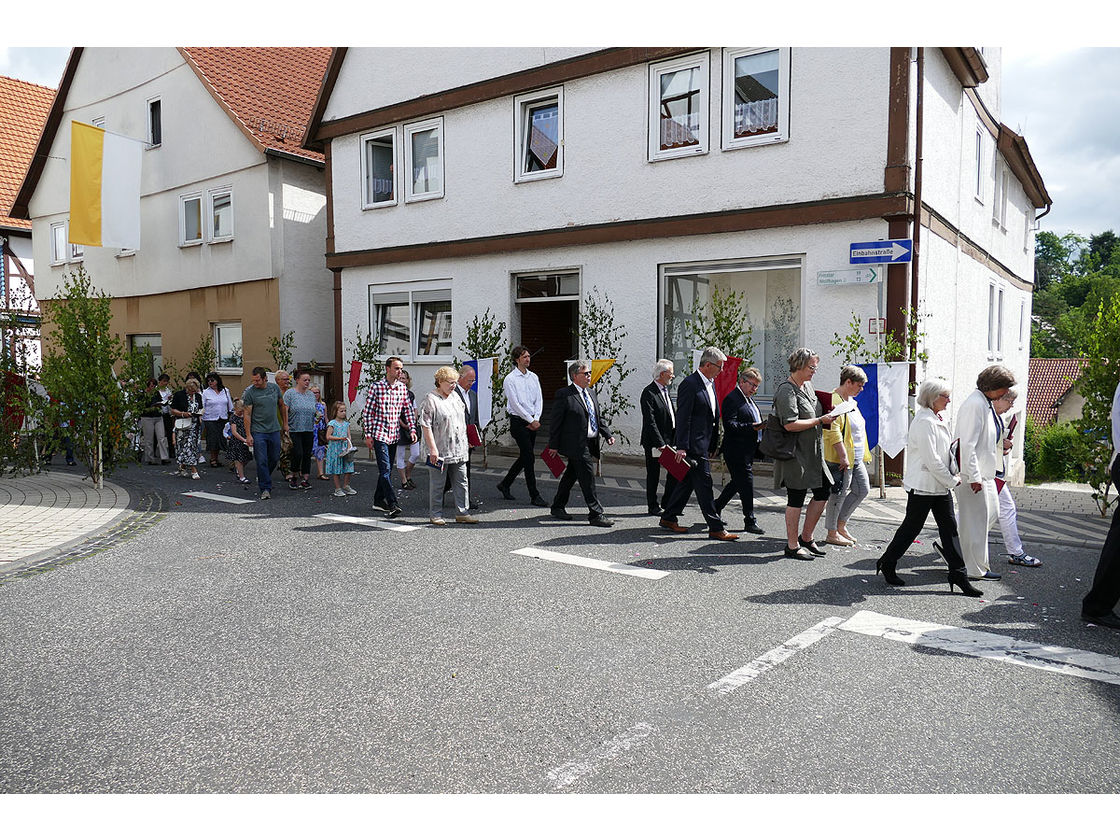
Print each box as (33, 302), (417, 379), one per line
(333, 488), (346, 497)
(343, 486), (357, 495)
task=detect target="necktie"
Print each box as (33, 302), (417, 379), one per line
(662, 386), (674, 423)
(583, 389), (598, 435)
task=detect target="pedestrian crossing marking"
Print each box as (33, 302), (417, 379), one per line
(512, 546), (670, 580)
(181, 492), (256, 505)
(314, 512), (420, 533)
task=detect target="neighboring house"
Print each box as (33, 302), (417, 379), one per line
(303, 47), (1048, 451)
(1027, 358), (1088, 427)
(10, 47), (334, 397)
(0, 74), (56, 371)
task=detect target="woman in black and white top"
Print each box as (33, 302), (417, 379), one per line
(171, 377), (204, 479)
(201, 371), (233, 468)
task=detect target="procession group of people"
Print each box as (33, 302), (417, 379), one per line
(132, 340), (1120, 628)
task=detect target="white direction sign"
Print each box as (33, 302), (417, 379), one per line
(817, 267), (880, 286)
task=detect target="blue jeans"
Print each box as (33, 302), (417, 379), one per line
(253, 430), (282, 491)
(373, 439), (398, 510)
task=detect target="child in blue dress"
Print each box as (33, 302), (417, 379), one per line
(324, 401), (356, 496)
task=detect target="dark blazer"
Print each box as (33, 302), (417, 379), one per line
(720, 387), (761, 461)
(548, 384), (612, 459)
(640, 380), (675, 450)
(673, 371), (720, 458)
(455, 384), (479, 427)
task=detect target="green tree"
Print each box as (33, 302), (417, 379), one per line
(188, 330), (215, 379)
(1075, 294), (1120, 515)
(577, 287), (634, 445)
(829, 307), (927, 367)
(39, 267), (132, 488)
(1033, 230), (1081, 292)
(685, 285), (758, 365)
(266, 330), (296, 373)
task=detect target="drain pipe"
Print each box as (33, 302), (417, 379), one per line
(910, 47), (924, 376)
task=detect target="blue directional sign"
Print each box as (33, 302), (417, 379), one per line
(850, 239), (913, 265)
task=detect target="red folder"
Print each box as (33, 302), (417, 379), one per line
(995, 477), (1006, 494)
(466, 423), (482, 447)
(541, 448), (565, 478)
(659, 447), (694, 482)
(815, 389), (834, 429)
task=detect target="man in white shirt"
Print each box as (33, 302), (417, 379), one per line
(1083, 380), (1120, 629)
(497, 345), (547, 506)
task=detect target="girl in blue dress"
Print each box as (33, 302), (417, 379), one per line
(324, 401), (356, 496)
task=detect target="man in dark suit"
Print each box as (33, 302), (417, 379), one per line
(640, 359), (678, 516)
(544, 360), (615, 527)
(445, 365), (481, 509)
(714, 367), (765, 534)
(659, 347), (738, 541)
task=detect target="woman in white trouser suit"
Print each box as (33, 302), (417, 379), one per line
(954, 365), (1017, 580)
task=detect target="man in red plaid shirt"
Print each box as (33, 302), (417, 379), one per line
(363, 356), (417, 518)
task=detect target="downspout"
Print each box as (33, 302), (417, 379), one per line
(909, 47), (924, 379)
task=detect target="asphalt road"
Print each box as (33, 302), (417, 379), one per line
(2, 459), (1118, 794)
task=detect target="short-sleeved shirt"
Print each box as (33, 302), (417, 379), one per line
(242, 382), (283, 435)
(284, 388), (318, 433)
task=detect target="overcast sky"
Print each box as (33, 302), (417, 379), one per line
(2, 44), (1116, 240)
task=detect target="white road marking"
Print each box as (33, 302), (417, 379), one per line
(547, 722), (656, 790)
(706, 617), (845, 696)
(840, 610), (1120, 686)
(181, 492), (256, 505)
(511, 547), (670, 580)
(314, 512), (420, 533)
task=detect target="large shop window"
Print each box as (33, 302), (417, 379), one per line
(371, 286), (453, 361)
(648, 53), (710, 161)
(129, 334), (164, 379)
(721, 48), (789, 149)
(660, 258), (802, 396)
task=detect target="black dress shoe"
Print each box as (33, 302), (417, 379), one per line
(1082, 610), (1120, 629)
(470, 500), (482, 510)
(798, 537), (827, 557)
(647, 506), (663, 516)
(530, 496), (549, 507)
(551, 508), (574, 520)
(742, 519), (764, 535)
(784, 545), (815, 560)
(590, 516), (614, 527)
(496, 483), (514, 500)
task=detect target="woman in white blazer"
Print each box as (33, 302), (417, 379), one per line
(874, 378), (981, 596)
(954, 364), (1017, 581)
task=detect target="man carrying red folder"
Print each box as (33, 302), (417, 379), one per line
(543, 360), (615, 527)
(658, 347), (738, 541)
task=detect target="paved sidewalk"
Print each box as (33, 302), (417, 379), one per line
(0, 469), (130, 566)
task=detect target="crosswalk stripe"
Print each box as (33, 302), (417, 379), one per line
(511, 546), (669, 579)
(313, 512), (420, 532)
(181, 491), (255, 505)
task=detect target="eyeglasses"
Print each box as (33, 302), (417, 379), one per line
(577, 370), (591, 377)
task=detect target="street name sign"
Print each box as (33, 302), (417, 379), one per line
(817, 267), (880, 285)
(849, 239), (913, 264)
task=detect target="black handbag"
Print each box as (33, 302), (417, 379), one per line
(758, 414), (796, 460)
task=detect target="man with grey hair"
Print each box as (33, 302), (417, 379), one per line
(544, 360), (615, 526)
(659, 347), (738, 541)
(714, 367), (765, 534)
(640, 358), (678, 515)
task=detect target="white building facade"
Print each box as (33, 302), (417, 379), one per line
(307, 47), (1048, 459)
(13, 47), (335, 397)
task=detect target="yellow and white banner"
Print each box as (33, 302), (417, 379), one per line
(69, 121), (143, 249)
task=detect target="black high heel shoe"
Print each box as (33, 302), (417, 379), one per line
(947, 569), (983, 597)
(875, 557), (906, 586)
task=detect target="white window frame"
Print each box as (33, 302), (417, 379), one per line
(987, 281), (1004, 358)
(514, 87), (564, 183)
(368, 281), (454, 363)
(207, 187), (234, 242)
(179, 192), (203, 246)
(147, 96), (162, 148)
(70, 240), (84, 262)
(213, 322), (243, 374)
(1025, 211), (1034, 253)
(360, 127), (398, 210)
(974, 127), (985, 203)
(648, 52), (710, 162)
(1018, 298), (1026, 350)
(49, 221), (67, 265)
(404, 117), (445, 203)
(721, 47), (790, 150)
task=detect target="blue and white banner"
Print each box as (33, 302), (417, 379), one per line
(855, 362), (910, 457)
(465, 357), (497, 430)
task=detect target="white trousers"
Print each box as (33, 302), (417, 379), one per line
(997, 483), (1024, 556)
(955, 478), (998, 577)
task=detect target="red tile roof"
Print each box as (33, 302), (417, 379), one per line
(1026, 357), (1088, 426)
(180, 48), (331, 164)
(0, 75), (56, 230)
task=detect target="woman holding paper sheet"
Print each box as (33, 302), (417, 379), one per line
(418, 366), (476, 526)
(773, 348), (839, 561)
(823, 365), (872, 546)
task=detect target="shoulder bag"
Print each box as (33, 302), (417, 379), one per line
(759, 414), (796, 460)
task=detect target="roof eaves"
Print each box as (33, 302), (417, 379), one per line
(177, 47), (269, 157)
(302, 46), (347, 154)
(998, 123), (1052, 210)
(940, 47), (990, 88)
